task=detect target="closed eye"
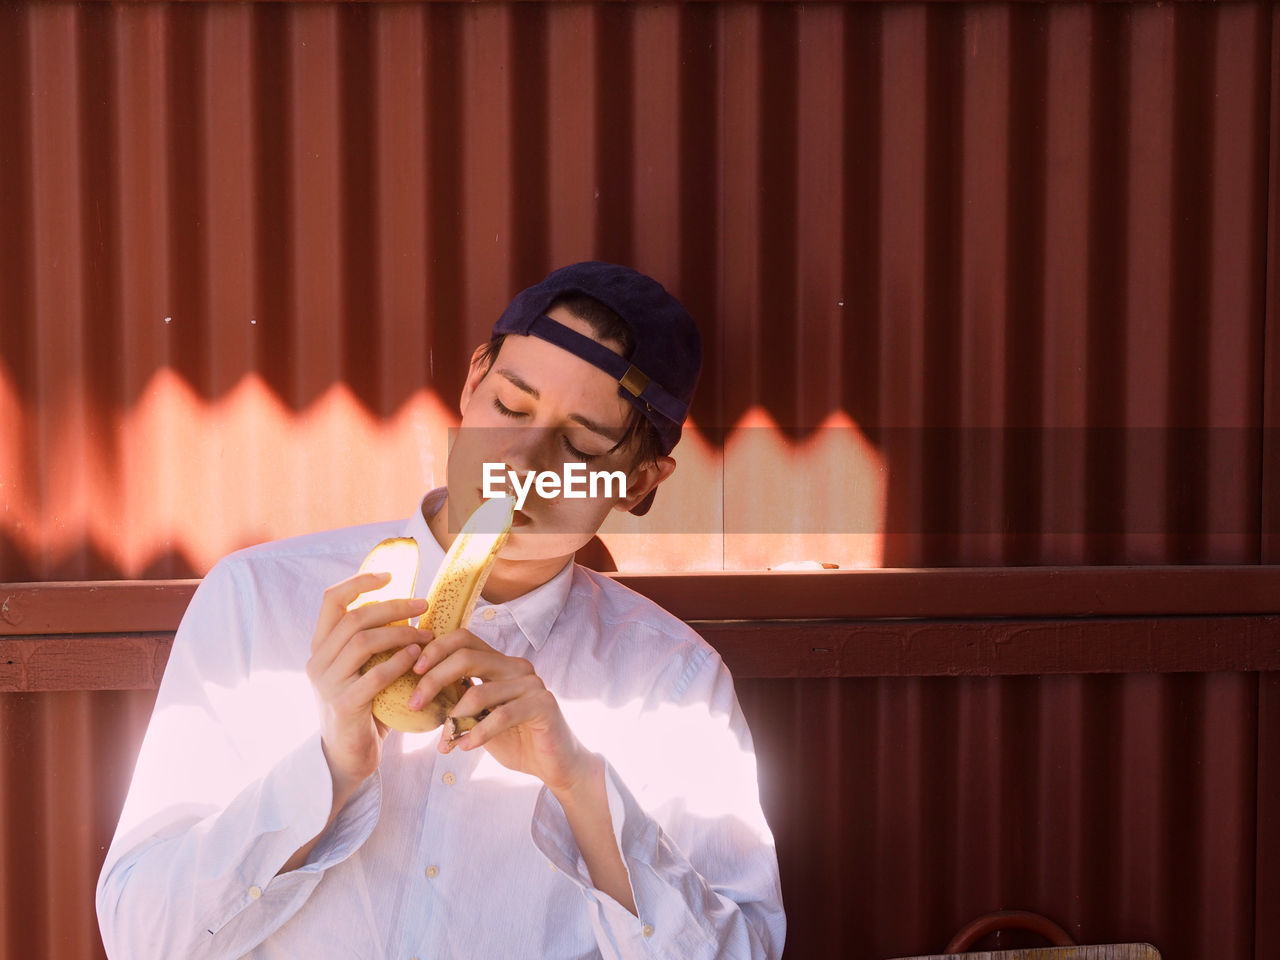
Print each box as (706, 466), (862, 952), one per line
(495, 396), (605, 461)
(560, 436), (599, 463)
(492, 397), (526, 419)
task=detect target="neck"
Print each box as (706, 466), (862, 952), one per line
(425, 496), (571, 603)
(478, 556), (571, 603)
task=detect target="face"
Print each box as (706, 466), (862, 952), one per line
(444, 307), (674, 563)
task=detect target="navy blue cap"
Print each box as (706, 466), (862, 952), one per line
(492, 262), (702, 515)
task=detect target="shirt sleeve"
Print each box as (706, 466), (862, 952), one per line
(95, 559), (381, 960)
(529, 648), (786, 960)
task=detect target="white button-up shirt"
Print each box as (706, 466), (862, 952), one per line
(97, 490), (785, 959)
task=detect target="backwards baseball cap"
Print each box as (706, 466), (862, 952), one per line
(491, 261), (702, 516)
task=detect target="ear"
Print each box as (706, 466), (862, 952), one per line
(459, 343), (493, 416)
(614, 456), (677, 512)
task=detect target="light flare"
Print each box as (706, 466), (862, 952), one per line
(597, 418), (724, 570)
(0, 368), (887, 576)
(0, 368), (455, 577)
(723, 406), (886, 570)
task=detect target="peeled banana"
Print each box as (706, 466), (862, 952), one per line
(349, 495), (516, 735)
(349, 537), (420, 618)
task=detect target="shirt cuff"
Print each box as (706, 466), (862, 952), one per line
(530, 758), (719, 956)
(206, 732), (382, 936)
(275, 731), (381, 875)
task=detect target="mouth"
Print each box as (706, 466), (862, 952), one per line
(476, 488), (534, 527)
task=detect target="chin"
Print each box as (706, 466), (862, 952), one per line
(500, 527), (594, 564)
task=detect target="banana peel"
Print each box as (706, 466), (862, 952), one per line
(348, 495), (515, 736)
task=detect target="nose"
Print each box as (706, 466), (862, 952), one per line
(494, 424), (558, 476)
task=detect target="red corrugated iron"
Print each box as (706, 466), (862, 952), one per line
(738, 671), (1263, 960)
(0, 688), (158, 960)
(2, 2), (1279, 960)
(1265, 5), (1280, 568)
(0, 1), (1276, 579)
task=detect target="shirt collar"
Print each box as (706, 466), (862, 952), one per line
(405, 488), (574, 652)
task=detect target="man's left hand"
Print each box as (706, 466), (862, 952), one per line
(407, 629), (593, 796)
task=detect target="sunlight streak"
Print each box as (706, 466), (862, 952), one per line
(0, 368), (887, 576)
(724, 406), (886, 569)
(0, 369), (455, 576)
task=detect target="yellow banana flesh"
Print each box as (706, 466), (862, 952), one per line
(348, 537), (420, 621)
(351, 495), (515, 735)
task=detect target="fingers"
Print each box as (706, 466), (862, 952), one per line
(338, 641), (423, 713)
(409, 628), (535, 680)
(327, 623), (428, 689)
(450, 674), (545, 720)
(406, 632), (534, 711)
(313, 571), (390, 651)
(307, 578), (428, 705)
(307, 574), (429, 792)
(312, 637), (423, 792)
(409, 627), (490, 675)
(451, 688), (559, 751)
(308, 623), (419, 694)
(311, 591), (428, 673)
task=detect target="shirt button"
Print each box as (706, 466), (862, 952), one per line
(642, 923), (654, 938)
(248, 885), (262, 900)
(482, 607), (496, 621)
(425, 865), (440, 879)
(442, 772), (456, 786)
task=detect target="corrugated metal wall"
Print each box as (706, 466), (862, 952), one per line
(738, 672), (1262, 960)
(2, 3), (1279, 960)
(0, 690), (157, 960)
(1, 0), (1275, 579)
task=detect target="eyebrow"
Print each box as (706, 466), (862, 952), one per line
(497, 369), (541, 400)
(496, 368), (627, 444)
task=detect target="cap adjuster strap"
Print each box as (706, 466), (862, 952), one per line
(618, 365), (650, 399)
(526, 314), (687, 424)
(632, 380), (686, 423)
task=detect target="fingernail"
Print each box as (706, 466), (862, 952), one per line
(414, 654), (429, 673)
(407, 692), (422, 711)
(405, 643), (422, 660)
(410, 597), (428, 612)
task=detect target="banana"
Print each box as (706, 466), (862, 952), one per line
(350, 495), (515, 735)
(349, 537), (420, 619)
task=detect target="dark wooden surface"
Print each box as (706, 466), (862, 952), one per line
(4, 566), (1280, 636)
(889, 945), (1160, 960)
(3, 569), (1279, 691)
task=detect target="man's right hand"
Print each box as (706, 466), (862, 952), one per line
(306, 573), (428, 808)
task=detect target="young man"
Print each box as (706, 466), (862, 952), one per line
(97, 262), (785, 959)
